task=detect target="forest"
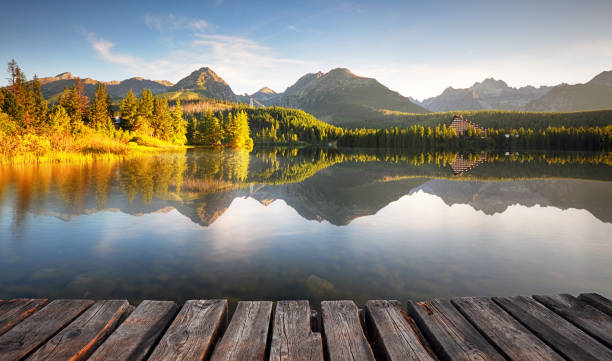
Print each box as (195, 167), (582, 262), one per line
(185, 105), (612, 151)
(0, 61), (255, 162)
(2, 60), (612, 163)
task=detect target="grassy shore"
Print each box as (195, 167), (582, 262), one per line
(0, 129), (185, 165)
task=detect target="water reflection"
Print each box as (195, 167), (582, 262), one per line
(0, 149), (611, 304)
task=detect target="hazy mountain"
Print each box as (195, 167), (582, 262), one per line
(419, 78), (552, 112)
(251, 68), (428, 126)
(38, 73), (172, 102)
(412, 178), (612, 223)
(165, 67), (238, 101)
(251, 86), (277, 102)
(526, 70), (612, 112)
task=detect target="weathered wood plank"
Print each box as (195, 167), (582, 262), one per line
(408, 298), (505, 361)
(26, 300), (130, 361)
(579, 293), (612, 317)
(269, 300), (324, 361)
(0, 298), (48, 336)
(148, 299), (227, 361)
(210, 301), (272, 361)
(88, 300), (178, 361)
(534, 294), (612, 348)
(321, 300), (375, 361)
(452, 297), (562, 361)
(0, 299), (93, 361)
(365, 300), (434, 361)
(494, 295), (612, 361)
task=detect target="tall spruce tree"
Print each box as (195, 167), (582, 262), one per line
(224, 110), (252, 149)
(151, 97), (173, 140)
(171, 100), (187, 145)
(137, 89), (154, 135)
(198, 111), (223, 145)
(120, 89), (139, 131)
(29, 75), (48, 128)
(89, 83), (113, 132)
(7, 59), (27, 126)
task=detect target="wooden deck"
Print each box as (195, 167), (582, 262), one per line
(0, 293), (611, 360)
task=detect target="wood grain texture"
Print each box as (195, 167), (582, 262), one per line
(365, 300), (434, 361)
(26, 300), (130, 361)
(269, 300), (324, 361)
(0, 299), (93, 361)
(408, 299), (505, 361)
(579, 293), (612, 317)
(88, 300), (178, 361)
(534, 294), (612, 348)
(452, 297), (563, 361)
(494, 295), (612, 361)
(321, 300), (375, 361)
(0, 298), (48, 336)
(210, 301), (272, 361)
(148, 299), (227, 361)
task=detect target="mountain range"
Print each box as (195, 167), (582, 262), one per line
(37, 66), (612, 123)
(417, 78), (552, 112)
(249, 68), (428, 125)
(27, 161), (612, 227)
(39, 72), (172, 102)
(525, 70), (612, 112)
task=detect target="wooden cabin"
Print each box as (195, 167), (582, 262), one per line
(450, 115), (486, 136)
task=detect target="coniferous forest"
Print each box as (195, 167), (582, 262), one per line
(1, 60), (611, 163)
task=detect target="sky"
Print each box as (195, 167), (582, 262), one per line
(1, 0), (612, 100)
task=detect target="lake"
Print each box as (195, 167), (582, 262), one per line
(1, 148), (611, 307)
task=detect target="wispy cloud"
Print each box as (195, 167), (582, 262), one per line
(81, 28), (317, 93)
(144, 14), (210, 32)
(83, 30), (142, 67)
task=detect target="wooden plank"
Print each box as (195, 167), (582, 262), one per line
(0, 298), (48, 336)
(494, 296), (612, 361)
(269, 300), (324, 361)
(210, 301), (272, 361)
(0, 299), (93, 361)
(88, 300), (178, 361)
(452, 297), (563, 361)
(365, 300), (434, 361)
(408, 298), (505, 361)
(148, 299), (227, 361)
(27, 300), (130, 361)
(579, 293), (612, 317)
(321, 300), (375, 361)
(534, 294), (612, 348)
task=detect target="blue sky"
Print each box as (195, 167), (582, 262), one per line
(2, 0), (611, 99)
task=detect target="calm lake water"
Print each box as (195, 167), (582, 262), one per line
(1, 148), (611, 307)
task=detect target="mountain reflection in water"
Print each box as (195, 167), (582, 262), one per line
(0, 148), (611, 305)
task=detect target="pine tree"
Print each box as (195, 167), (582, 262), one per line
(171, 100), (187, 145)
(151, 97), (173, 140)
(89, 83), (113, 132)
(7, 59), (27, 126)
(59, 84), (86, 131)
(29, 75), (48, 128)
(137, 89), (154, 135)
(224, 110), (252, 149)
(198, 112), (223, 145)
(75, 78), (89, 120)
(120, 89), (139, 131)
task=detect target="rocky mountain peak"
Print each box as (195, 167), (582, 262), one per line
(257, 86), (276, 94)
(55, 72), (74, 79)
(169, 66), (236, 101)
(588, 70), (612, 86)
